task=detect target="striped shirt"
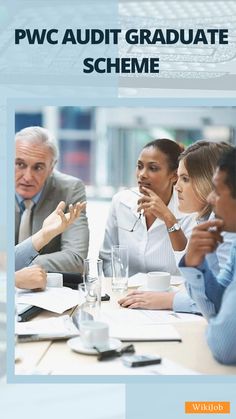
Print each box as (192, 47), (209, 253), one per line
(100, 188), (196, 277)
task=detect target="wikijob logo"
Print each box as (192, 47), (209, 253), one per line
(185, 401), (230, 414)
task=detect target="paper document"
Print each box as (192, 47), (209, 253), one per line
(141, 310), (203, 323)
(101, 306), (202, 326)
(100, 305), (203, 341)
(16, 287), (82, 314)
(16, 315), (79, 340)
(101, 310), (181, 341)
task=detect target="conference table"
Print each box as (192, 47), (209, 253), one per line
(15, 278), (236, 376)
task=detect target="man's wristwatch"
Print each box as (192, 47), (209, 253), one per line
(167, 222), (181, 233)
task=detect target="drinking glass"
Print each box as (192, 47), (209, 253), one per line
(83, 258), (103, 284)
(80, 258), (103, 319)
(111, 245), (128, 292)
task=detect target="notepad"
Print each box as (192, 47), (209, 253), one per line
(101, 310), (181, 342)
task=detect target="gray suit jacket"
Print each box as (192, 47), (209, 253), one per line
(15, 170), (89, 273)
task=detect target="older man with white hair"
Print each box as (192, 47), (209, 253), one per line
(15, 126), (89, 273)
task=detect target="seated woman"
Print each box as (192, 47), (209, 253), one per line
(100, 138), (197, 278)
(118, 140), (235, 312)
(15, 200), (86, 289)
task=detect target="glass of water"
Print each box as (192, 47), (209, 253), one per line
(111, 245), (129, 292)
(83, 258), (103, 284)
(82, 258), (103, 318)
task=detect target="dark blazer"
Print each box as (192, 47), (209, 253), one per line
(15, 170), (89, 273)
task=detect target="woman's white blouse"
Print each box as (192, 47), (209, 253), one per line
(99, 188), (196, 277)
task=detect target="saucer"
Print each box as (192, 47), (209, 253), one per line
(170, 275), (184, 286)
(138, 285), (177, 292)
(67, 337), (122, 355)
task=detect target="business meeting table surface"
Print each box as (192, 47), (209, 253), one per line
(15, 278), (236, 376)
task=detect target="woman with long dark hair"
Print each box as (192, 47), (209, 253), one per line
(100, 138), (195, 277)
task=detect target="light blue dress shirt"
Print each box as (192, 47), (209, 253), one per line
(15, 189), (43, 214)
(179, 240), (236, 365)
(15, 238), (39, 271)
(15, 189), (44, 270)
(173, 231), (236, 313)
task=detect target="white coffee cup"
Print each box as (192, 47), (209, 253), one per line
(47, 273), (63, 288)
(80, 321), (109, 349)
(147, 271), (171, 291)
